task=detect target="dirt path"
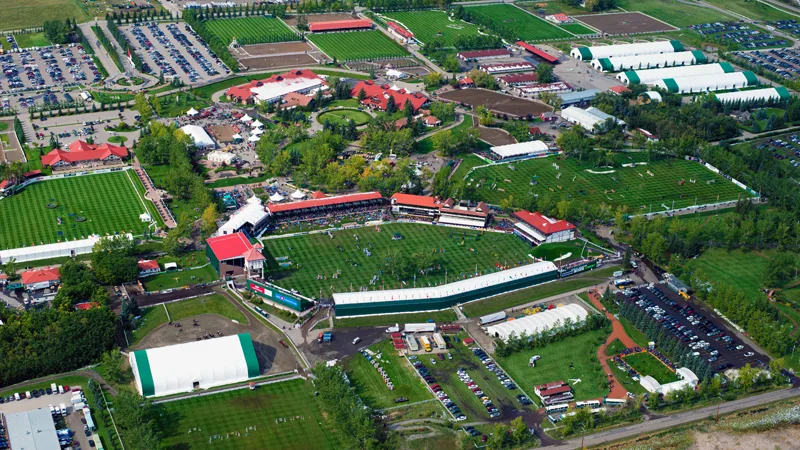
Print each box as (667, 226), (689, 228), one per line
(587, 289), (637, 399)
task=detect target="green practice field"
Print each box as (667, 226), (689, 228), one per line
(344, 339), (433, 409)
(623, 352), (679, 384)
(0, 0), (88, 31)
(308, 30), (409, 61)
(560, 23), (597, 35)
(317, 109), (372, 126)
(156, 379), (339, 450)
(615, 0), (735, 27)
(205, 17), (298, 45)
(264, 223), (533, 298)
(0, 171), (148, 250)
(141, 264), (219, 291)
(465, 155), (751, 211)
(496, 328), (609, 401)
(464, 5), (573, 40)
(703, 0), (799, 22)
(688, 248), (772, 300)
(14, 32), (50, 49)
(382, 11), (482, 46)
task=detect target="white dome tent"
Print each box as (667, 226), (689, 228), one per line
(248, 135), (260, 143)
(291, 189), (306, 199)
(186, 107), (199, 117)
(251, 128), (264, 136)
(252, 119), (264, 128)
(240, 114), (253, 122)
(269, 192), (285, 202)
(485, 304), (589, 341)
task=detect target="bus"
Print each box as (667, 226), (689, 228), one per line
(603, 397), (628, 406)
(547, 414), (563, 424)
(575, 400), (601, 409)
(419, 336), (432, 352)
(614, 278), (635, 288)
(544, 403), (569, 414)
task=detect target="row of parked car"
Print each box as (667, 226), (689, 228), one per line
(757, 135), (800, 168)
(0, 384), (71, 404)
(473, 347), (516, 391)
(457, 368), (500, 418)
(734, 48), (800, 79)
(689, 21), (787, 48)
(410, 357), (466, 421)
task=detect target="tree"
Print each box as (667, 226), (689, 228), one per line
(385, 94), (397, 114)
(423, 72), (442, 89)
(444, 55), (460, 73)
(91, 236), (139, 285)
(43, 20), (70, 44)
(487, 423), (509, 450)
(623, 247), (632, 269)
(476, 105), (493, 126)
(101, 348), (125, 383)
(200, 204), (219, 237)
(761, 252), (796, 287)
(431, 165), (452, 197)
(537, 63), (554, 83)
(357, 87), (366, 102)
(134, 93), (153, 123)
(510, 416), (529, 444)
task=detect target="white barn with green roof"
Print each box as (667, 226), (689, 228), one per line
(130, 333), (260, 397)
(570, 40), (683, 61)
(617, 63), (734, 85)
(653, 71), (759, 94)
(712, 87), (791, 103)
(592, 50), (706, 72)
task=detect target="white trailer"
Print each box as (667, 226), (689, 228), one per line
(479, 311), (507, 326)
(406, 335), (419, 352)
(404, 323), (436, 333)
(432, 332), (446, 350)
(59, 403), (68, 415)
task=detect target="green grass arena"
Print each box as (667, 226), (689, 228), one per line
(317, 109), (372, 126)
(263, 223), (534, 298)
(465, 155), (751, 211)
(205, 17), (299, 45)
(156, 378), (339, 450)
(464, 4), (573, 41)
(381, 11), (482, 46)
(623, 352), (679, 384)
(0, 171), (149, 250)
(308, 30), (409, 61)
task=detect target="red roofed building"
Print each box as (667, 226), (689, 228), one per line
(206, 232), (264, 277)
(636, 128), (659, 142)
(390, 193), (440, 217)
(309, 19), (373, 33)
(351, 80), (429, 112)
(137, 260), (161, 278)
(516, 41), (559, 64)
(42, 141), (128, 169)
(609, 85), (631, 95)
(423, 116), (441, 127)
(266, 192), (384, 223)
(546, 13), (571, 24)
(457, 48), (511, 61)
(391, 194), (491, 228)
(513, 210), (576, 246)
(311, 190), (327, 199)
(458, 77), (474, 88)
(498, 73), (538, 86)
(21, 267), (60, 290)
(529, 126), (543, 136)
(0, 180), (10, 194)
(387, 21), (414, 43)
(282, 91), (315, 109)
(75, 302), (100, 311)
(225, 70), (327, 105)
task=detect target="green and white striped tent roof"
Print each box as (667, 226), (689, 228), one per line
(570, 40), (683, 61)
(130, 333), (260, 397)
(712, 86), (791, 103)
(592, 50), (706, 72)
(618, 62), (733, 85)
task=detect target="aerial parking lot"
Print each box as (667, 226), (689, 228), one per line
(732, 48), (800, 80)
(122, 22), (229, 85)
(0, 45), (102, 93)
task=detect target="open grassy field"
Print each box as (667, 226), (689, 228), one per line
(688, 248), (772, 300)
(308, 30), (409, 61)
(496, 328), (609, 401)
(614, 0), (735, 27)
(0, 0), (88, 31)
(560, 23), (597, 35)
(702, 0), (799, 22)
(156, 378), (340, 450)
(131, 293), (246, 344)
(464, 4), (573, 40)
(517, 0), (605, 16)
(317, 108), (372, 126)
(382, 10), (482, 46)
(264, 223), (533, 298)
(0, 171), (148, 250)
(451, 152), (490, 180)
(14, 32), (50, 48)
(465, 154), (751, 211)
(344, 339), (432, 409)
(334, 309), (458, 328)
(623, 352), (679, 384)
(141, 264), (219, 291)
(205, 17), (298, 45)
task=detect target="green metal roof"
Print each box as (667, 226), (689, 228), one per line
(623, 71), (640, 84)
(691, 50), (707, 64)
(133, 350), (155, 397)
(742, 71), (759, 86)
(670, 40), (684, 52)
(719, 62), (734, 73)
(776, 86), (792, 100)
(577, 47), (593, 60)
(597, 58), (614, 71)
(662, 78), (680, 93)
(238, 333), (260, 378)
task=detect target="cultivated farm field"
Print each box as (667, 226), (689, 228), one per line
(382, 10), (482, 46)
(0, 171), (148, 250)
(308, 30), (409, 61)
(205, 17), (299, 45)
(464, 154), (751, 211)
(464, 4), (573, 41)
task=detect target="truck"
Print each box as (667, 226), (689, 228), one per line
(404, 323), (436, 333)
(479, 311), (507, 326)
(58, 385), (64, 394)
(406, 336), (419, 352)
(51, 383), (57, 393)
(432, 333), (446, 350)
(59, 403), (67, 416)
(419, 336), (432, 352)
(317, 331), (333, 343)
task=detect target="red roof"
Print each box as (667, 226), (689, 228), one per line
(637, 128), (657, 139)
(391, 193), (439, 209)
(537, 381), (567, 390)
(267, 192), (383, 214)
(243, 248), (266, 262)
(206, 232), (254, 262)
(552, 13), (570, 22)
(21, 267), (60, 285)
(499, 73), (538, 84)
(24, 170), (42, 178)
(283, 91), (314, 108)
(387, 21), (413, 39)
(138, 260), (160, 271)
(539, 385), (572, 397)
(41, 141), (128, 167)
(529, 127), (542, 135)
(309, 19), (372, 32)
(515, 210), (576, 234)
(516, 41), (559, 63)
(0, 273), (8, 280)
(609, 85), (630, 94)
(312, 190), (327, 199)
(0, 180), (8, 189)
(226, 69), (324, 101)
(459, 77), (474, 85)
(424, 116), (441, 125)
(75, 302), (99, 311)
(352, 80), (428, 112)
(458, 48), (510, 59)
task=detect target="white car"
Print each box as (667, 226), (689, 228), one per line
(736, 345), (744, 350)
(744, 352), (755, 357)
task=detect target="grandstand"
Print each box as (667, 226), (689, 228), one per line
(266, 192), (384, 224)
(390, 194), (491, 227)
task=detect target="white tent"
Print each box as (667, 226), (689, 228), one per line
(251, 128), (264, 136)
(252, 119), (264, 128)
(248, 135), (260, 143)
(291, 189), (306, 199)
(186, 107), (199, 117)
(0, 234), (132, 264)
(269, 192), (285, 202)
(180, 125), (216, 149)
(232, 133), (243, 141)
(485, 304), (588, 341)
(240, 114), (253, 122)
(217, 196), (269, 236)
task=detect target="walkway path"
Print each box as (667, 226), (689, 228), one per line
(587, 288), (638, 399)
(132, 156), (177, 228)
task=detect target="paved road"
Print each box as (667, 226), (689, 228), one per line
(78, 22), (124, 80)
(547, 388), (800, 449)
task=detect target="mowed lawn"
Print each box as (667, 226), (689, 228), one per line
(334, 309), (458, 328)
(382, 11), (482, 46)
(264, 223), (533, 298)
(615, 0), (735, 27)
(560, 23), (597, 35)
(14, 32), (50, 49)
(205, 17), (299, 45)
(687, 248), (773, 300)
(344, 339), (432, 409)
(317, 109), (372, 126)
(466, 155), (750, 211)
(623, 352), (679, 384)
(141, 264), (219, 291)
(156, 379), (340, 450)
(0, 171), (147, 250)
(464, 4), (573, 40)
(495, 328), (609, 401)
(0, 0), (88, 31)
(702, 0), (799, 22)
(308, 30), (409, 61)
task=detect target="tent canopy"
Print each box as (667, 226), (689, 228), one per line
(251, 128), (264, 136)
(291, 190), (306, 199)
(269, 192), (285, 202)
(186, 107), (199, 116)
(252, 119), (264, 128)
(241, 114), (253, 122)
(248, 135), (260, 142)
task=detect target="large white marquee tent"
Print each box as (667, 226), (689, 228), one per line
(592, 50), (706, 72)
(653, 71), (759, 94)
(485, 303), (589, 341)
(571, 40), (683, 61)
(617, 63), (734, 85)
(712, 86), (791, 103)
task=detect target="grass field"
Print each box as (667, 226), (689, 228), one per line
(529, 240), (592, 262)
(382, 11), (482, 46)
(141, 264), (219, 291)
(517, 0), (608, 16)
(615, 0), (735, 27)
(308, 30), (409, 61)
(0, 0), (88, 31)
(205, 17), (298, 45)
(416, 116), (490, 154)
(464, 4), (573, 40)
(344, 339), (432, 409)
(264, 223), (533, 298)
(460, 266), (618, 317)
(702, 0), (799, 22)
(451, 152), (489, 180)
(317, 109), (372, 126)
(156, 378), (339, 450)
(466, 154), (751, 211)
(605, 338), (627, 356)
(334, 309), (458, 328)
(0, 171), (148, 250)
(560, 23), (597, 35)
(14, 32), (50, 48)
(623, 352), (679, 384)
(496, 328), (609, 401)
(688, 248), (772, 300)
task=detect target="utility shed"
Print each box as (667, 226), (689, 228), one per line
(130, 333), (260, 397)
